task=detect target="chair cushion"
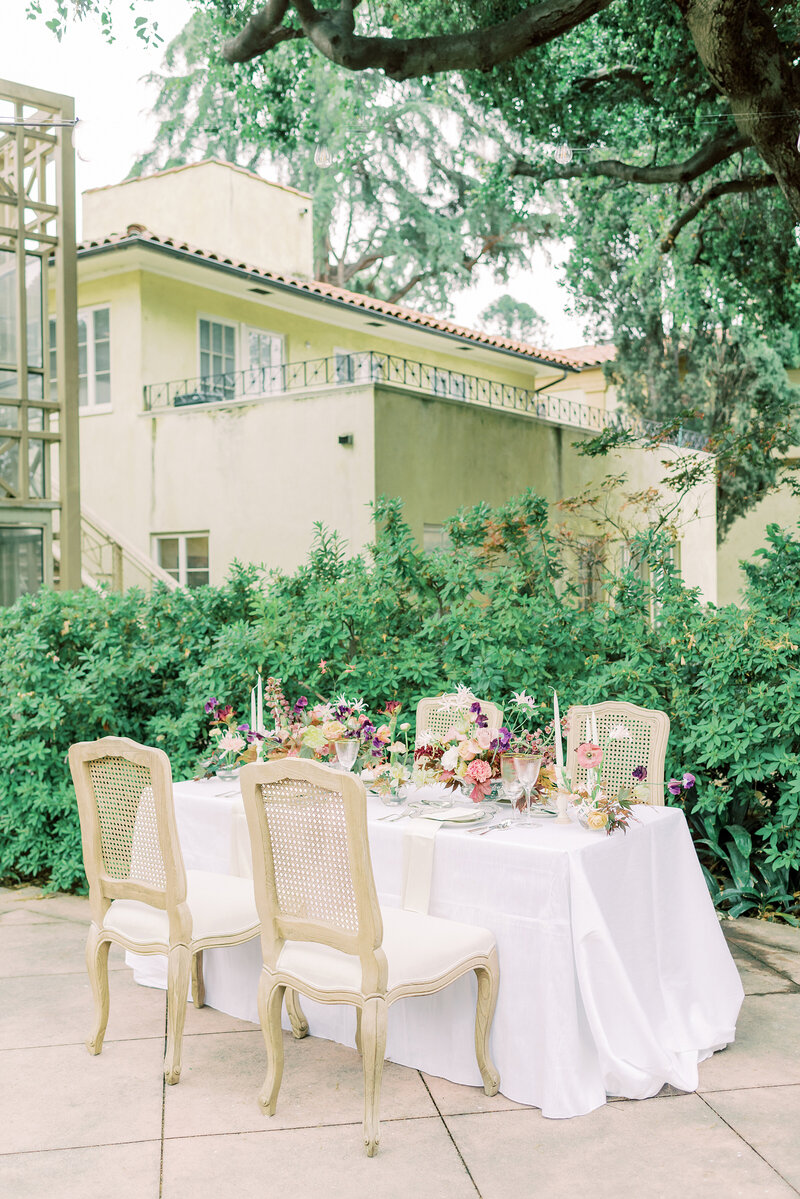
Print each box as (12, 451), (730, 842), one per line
(277, 906), (495, 997)
(103, 870), (259, 947)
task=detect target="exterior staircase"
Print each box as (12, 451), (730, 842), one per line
(52, 504), (179, 593)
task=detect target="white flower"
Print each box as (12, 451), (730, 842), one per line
(441, 745), (460, 771)
(389, 741), (406, 755)
(609, 724), (631, 740)
(399, 722), (411, 732)
(218, 732), (246, 754)
(512, 689), (537, 710)
(438, 684), (477, 711)
(415, 732), (433, 748)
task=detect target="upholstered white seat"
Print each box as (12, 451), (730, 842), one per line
(69, 736), (260, 1085)
(278, 907), (496, 997)
(240, 758), (501, 1157)
(104, 870), (258, 947)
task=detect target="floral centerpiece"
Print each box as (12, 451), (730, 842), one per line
(558, 721), (646, 834)
(412, 686), (509, 802)
(196, 697), (258, 778)
(258, 679), (385, 767)
(360, 701), (413, 797)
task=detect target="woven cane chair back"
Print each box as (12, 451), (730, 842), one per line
(69, 737), (186, 909)
(565, 702), (670, 805)
(240, 759), (383, 964)
(416, 695), (503, 743)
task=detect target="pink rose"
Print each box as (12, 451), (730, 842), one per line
(475, 728), (492, 750)
(466, 759), (492, 784)
(458, 738), (481, 761)
(576, 742), (603, 768)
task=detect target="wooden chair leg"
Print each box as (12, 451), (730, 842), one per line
(164, 943), (191, 1085)
(285, 988), (308, 1039)
(85, 923), (111, 1055)
(474, 950), (500, 1097)
(191, 950), (205, 1009)
(355, 1007), (363, 1055)
(257, 972), (286, 1116)
(360, 996), (388, 1157)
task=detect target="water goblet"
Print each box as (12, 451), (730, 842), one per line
(335, 739), (359, 772)
(513, 755), (542, 820)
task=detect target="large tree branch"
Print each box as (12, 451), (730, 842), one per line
(674, 0), (800, 220)
(224, 0), (616, 78)
(513, 129), (750, 184)
(573, 65), (652, 96)
(221, 0), (303, 60)
(660, 171), (778, 251)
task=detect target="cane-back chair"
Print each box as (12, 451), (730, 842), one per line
(69, 736), (260, 1083)
(565, 701), (670, 805)
(239, 757), (500, 1156)
(415, 694), (503, 743)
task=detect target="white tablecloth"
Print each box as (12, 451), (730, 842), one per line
(131, 778), (743, 1119)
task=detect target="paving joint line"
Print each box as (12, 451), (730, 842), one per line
(698, 1092), (800, 1196)
(419, 1072), (482, 1198)
(0, 1137), (161, 1158)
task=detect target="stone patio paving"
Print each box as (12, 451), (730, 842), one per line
(2, 884), (799, 1198)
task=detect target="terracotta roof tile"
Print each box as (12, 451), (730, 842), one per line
(75, 227), (579, 371)
(557, 344), (616, 367)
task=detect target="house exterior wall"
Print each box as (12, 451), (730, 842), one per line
(144, 385), (376, 579)
(83, 160), (314, 280)
(717, 479), (800, 605)
(374, 388), (717, 604)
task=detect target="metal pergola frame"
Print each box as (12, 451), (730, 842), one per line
(0, 78), (80, 591)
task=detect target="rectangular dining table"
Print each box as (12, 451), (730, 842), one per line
(130, 777), (744, 1119)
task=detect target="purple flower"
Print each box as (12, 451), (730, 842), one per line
(237, 723), (250, 733)
(470, 701), (482, 714)
(204, 697), (219, 714)
(293, 696), (308, 712)
(667, 778), (682, 796)
(476, 713), (489, 729)
(682, 772), (696, 790)
(632, 765), (647, 782)
(491, 727), (512, 753)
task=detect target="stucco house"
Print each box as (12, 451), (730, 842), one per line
(54, 159), (716, 601)
(552, 346), (800, 606)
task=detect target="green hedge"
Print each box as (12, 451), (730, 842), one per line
(1, 493), (798, 920)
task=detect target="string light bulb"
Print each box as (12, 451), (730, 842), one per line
(553, 143), (573, 165)
(314, 143), (332, 168)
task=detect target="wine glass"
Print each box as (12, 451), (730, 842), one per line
(335, 738), (359, 772)
(513, 755), (542, 820)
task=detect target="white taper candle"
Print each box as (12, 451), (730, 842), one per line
(553, 690), (564, 789)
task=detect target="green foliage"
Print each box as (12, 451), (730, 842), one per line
(478, 294), (548, 345)
(2, 495), (799, 921)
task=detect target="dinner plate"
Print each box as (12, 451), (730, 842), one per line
(418, 803), (498, 826)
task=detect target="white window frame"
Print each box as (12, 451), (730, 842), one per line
(242, 325), (285, 395)
(423, 523), (453, 552)
(60, 304), (111, 412)
(152, 532), (210, 588)
(334, 347), (385, 385)
(198, 314), (237, 400)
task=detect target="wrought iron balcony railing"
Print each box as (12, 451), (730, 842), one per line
(142, 351), (707, 450)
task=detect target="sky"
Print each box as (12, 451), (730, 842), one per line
(0, 0), (587, 348)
